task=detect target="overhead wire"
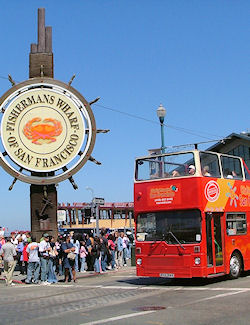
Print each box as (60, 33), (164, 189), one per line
(0, 74), (224, 142)
(94, 103), (224, 141)
(0, 75), (9, 81)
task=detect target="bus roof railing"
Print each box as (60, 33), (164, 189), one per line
(135, 149), (244, 161)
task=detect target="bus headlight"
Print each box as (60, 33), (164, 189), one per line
(137, 258), (142, 265)
(194, 257), (201, 265)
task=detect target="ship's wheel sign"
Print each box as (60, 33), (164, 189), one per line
(0, 78), (96, 185)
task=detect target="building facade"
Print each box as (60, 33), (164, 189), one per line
(207, 132), (250, 169)
(58, 202), (134, 234)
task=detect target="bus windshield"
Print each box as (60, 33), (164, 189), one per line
(136, 152), (195, 180)
(136, 209), (201, 244)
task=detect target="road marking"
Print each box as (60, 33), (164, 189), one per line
(180, 287), (250, 291)
(168, 289), (247, 308)
(99, 285), (139, 290)
(72, 285), (181, 291)
(13, 283), (250, 294)
(49, 284), (74, 287)
(111, 275), (136, 278)
(14, 284), (75, 288)
(81, 284), (103, 287)
(79, 310), (156, 325)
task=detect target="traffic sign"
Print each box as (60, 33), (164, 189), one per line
(93, 197), (105, 205)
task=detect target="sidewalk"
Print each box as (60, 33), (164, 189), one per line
(0, 263), (136, 284)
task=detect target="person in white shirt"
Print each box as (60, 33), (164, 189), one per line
(10, 233), (18, 248)
(25, 237), (40, 284)
(0, 237), (17, 286)
(39, 233), (51, 285)
(71, 234), (80, 272)
(122, 233), (129, 266)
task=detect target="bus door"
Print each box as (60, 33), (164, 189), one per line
(206, 212), (224, 275)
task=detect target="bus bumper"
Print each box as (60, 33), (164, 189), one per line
(136, 255), (206, 278)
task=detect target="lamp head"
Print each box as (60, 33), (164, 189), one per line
(156, 104), (166, 119)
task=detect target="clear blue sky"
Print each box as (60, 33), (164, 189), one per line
(0, 1), (249, 231)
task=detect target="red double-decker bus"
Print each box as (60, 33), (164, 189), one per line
(134, 150), (250, 279)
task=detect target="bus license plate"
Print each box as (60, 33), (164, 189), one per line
(160, 273), (175, 278)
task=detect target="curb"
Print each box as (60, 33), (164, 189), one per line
(76, 267), (135, 279)
(0, 277), (23, 284)
(0, 267), (136, 284)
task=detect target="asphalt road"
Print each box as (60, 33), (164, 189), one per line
(1, 268), (250, 325)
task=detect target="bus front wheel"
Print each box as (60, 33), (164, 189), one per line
(229, 253), (242, 279)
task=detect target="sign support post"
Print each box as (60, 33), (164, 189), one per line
(93, 198), (104, 236)
(29, 8), (57, 240)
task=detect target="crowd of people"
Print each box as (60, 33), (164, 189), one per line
(0, 228), (134, 286)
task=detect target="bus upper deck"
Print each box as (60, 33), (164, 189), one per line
(135, 149), (249, 182)
(134, 150), (250, 214)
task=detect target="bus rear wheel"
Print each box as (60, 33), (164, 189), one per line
(229, 253), (242, 279)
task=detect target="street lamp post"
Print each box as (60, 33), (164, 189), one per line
(86, 186), (94, 201)
(156, 104), (166, 176)
(156, 104), (166, 154)
(86, 186), (100, 236)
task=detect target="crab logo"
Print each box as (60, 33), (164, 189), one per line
(23, 117), (62, 145)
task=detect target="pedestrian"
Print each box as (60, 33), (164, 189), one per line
(127, 232), (134, 258)
(72, 234), (80, 272)
(56, 236), (63, 276)
(47, 236), (58, 283)
(22, 241), (29, 274)
(100, 229), (108, 272)
(86, 233), (94, 271)
(10, 233), (18, 247)
(122, 233), (129, 266)
(92, 236), (101, 274)
(108, 234), (116, 269)
(25, 236), (40, 284)
(39, 233), (51, 285)
(0, 237), (17, 286)
(25, 232), (32, 243)
(80, 240), (88, 272)
(61, 235), (76, 282)
(16, 236), (25, 274)
(116, 232), (123, 268)
(0, 235), (6, 276)
(0, 234), (5, 248)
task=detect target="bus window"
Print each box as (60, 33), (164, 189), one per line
(136, 152), (195, 181)
(136, 209), (201, 243)
(200, 152), (220, 178)
(226, 213), (247, 235)
(136, 157), (163, 180)
(221, 156), (243, 179)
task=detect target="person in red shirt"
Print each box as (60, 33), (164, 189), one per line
(0, 235), (5, 276)
(108, 234), (116, 269)
(0, 235), (5, 248)
(22, 242), (29, 275)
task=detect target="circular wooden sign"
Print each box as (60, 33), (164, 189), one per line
(0, 78), (96, 185)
